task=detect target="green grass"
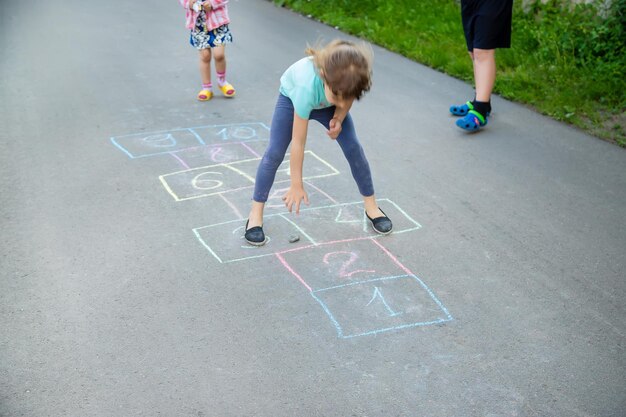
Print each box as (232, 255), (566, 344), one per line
(274, 0), (626, 146)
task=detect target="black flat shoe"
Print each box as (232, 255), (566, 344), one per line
(244, 220), (266, 246)
(365, 208), (393, 235)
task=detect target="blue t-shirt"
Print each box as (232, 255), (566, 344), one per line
(279, 57), (332, 119)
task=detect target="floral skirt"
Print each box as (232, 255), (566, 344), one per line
(189, 23), (233, 50)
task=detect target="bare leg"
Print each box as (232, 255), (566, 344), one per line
(247, 201), (265, 229)
(212, 46), (226, 75)
(199, 48), (212, 85)
(363, 195), (384, 219)
(472, 48), (496, 102)
(363, 194), (392, 234)
(213, 46), (235, 96)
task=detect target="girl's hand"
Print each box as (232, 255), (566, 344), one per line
(327, 117), (342, 140)
(190, 0), (201, 12)
(282, 185), (309, 214)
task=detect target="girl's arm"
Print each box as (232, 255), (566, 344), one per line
(328, 98), (355, 139)
(282, 114), (310, 214)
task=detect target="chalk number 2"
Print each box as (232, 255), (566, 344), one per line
(323, 251), (374, 278)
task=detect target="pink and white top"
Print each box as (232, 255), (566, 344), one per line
(179, 0), (230, 31)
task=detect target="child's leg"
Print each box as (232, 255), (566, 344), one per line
(247, 200), (266, 231)
(467, 0), (511, 114)
(452, 47), (492, 128)
(212, 46), (226, 81)
(454, 48), (493, 129)
(247, 94), (295, 227)
(212, 46), (235, 96)
(199, 48), (212, 86)
(362, 195), (383, 218)
(198, 48), (213, 100)
(472, 48), (496, 103)
(310, 109), (385, 219)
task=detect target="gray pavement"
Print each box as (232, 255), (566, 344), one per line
(1, 1), (625, 416)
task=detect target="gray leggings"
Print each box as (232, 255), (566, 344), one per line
(252, 94), (375, 202)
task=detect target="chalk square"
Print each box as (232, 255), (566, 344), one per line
(267, 151), (340, 186)
(311, 275), (453, 338)
(160, 162), (256, 202)
(281, 200), (422, 243)
(111, 129), (205, 159)
(193, 215), (317, 263)
(277, 239), (407, 290)
(281, 204), (378, 244)
(190, 123), (270, 145)
(171, 142), (264, 169)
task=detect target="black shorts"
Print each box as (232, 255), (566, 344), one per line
(461, 0), (513, 51)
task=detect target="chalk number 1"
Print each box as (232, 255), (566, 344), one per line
(366, 286), (402, 317)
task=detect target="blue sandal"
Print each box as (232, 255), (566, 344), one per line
(456, 110), (488, 132)
(449, 100), (474, 116)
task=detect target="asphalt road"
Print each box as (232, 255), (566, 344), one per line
(1, 1), (625, 416)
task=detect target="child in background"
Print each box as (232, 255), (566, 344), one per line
(450, 0), (513, 132)
(244, 40), (392, 246)
(179, 0), (236, 101)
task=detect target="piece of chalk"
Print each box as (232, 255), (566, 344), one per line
(288, 234), (300, 243)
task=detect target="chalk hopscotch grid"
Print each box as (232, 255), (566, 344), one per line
(160, 150), (340, 202)
(192, 199), (422, 264)
(167, 141), (265, 170)
(109, 122), (453, 338)
(110, 122), (270, 159)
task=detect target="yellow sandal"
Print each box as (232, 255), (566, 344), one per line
(218, 82), (236, 98)
(197, 89), (213, 101)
